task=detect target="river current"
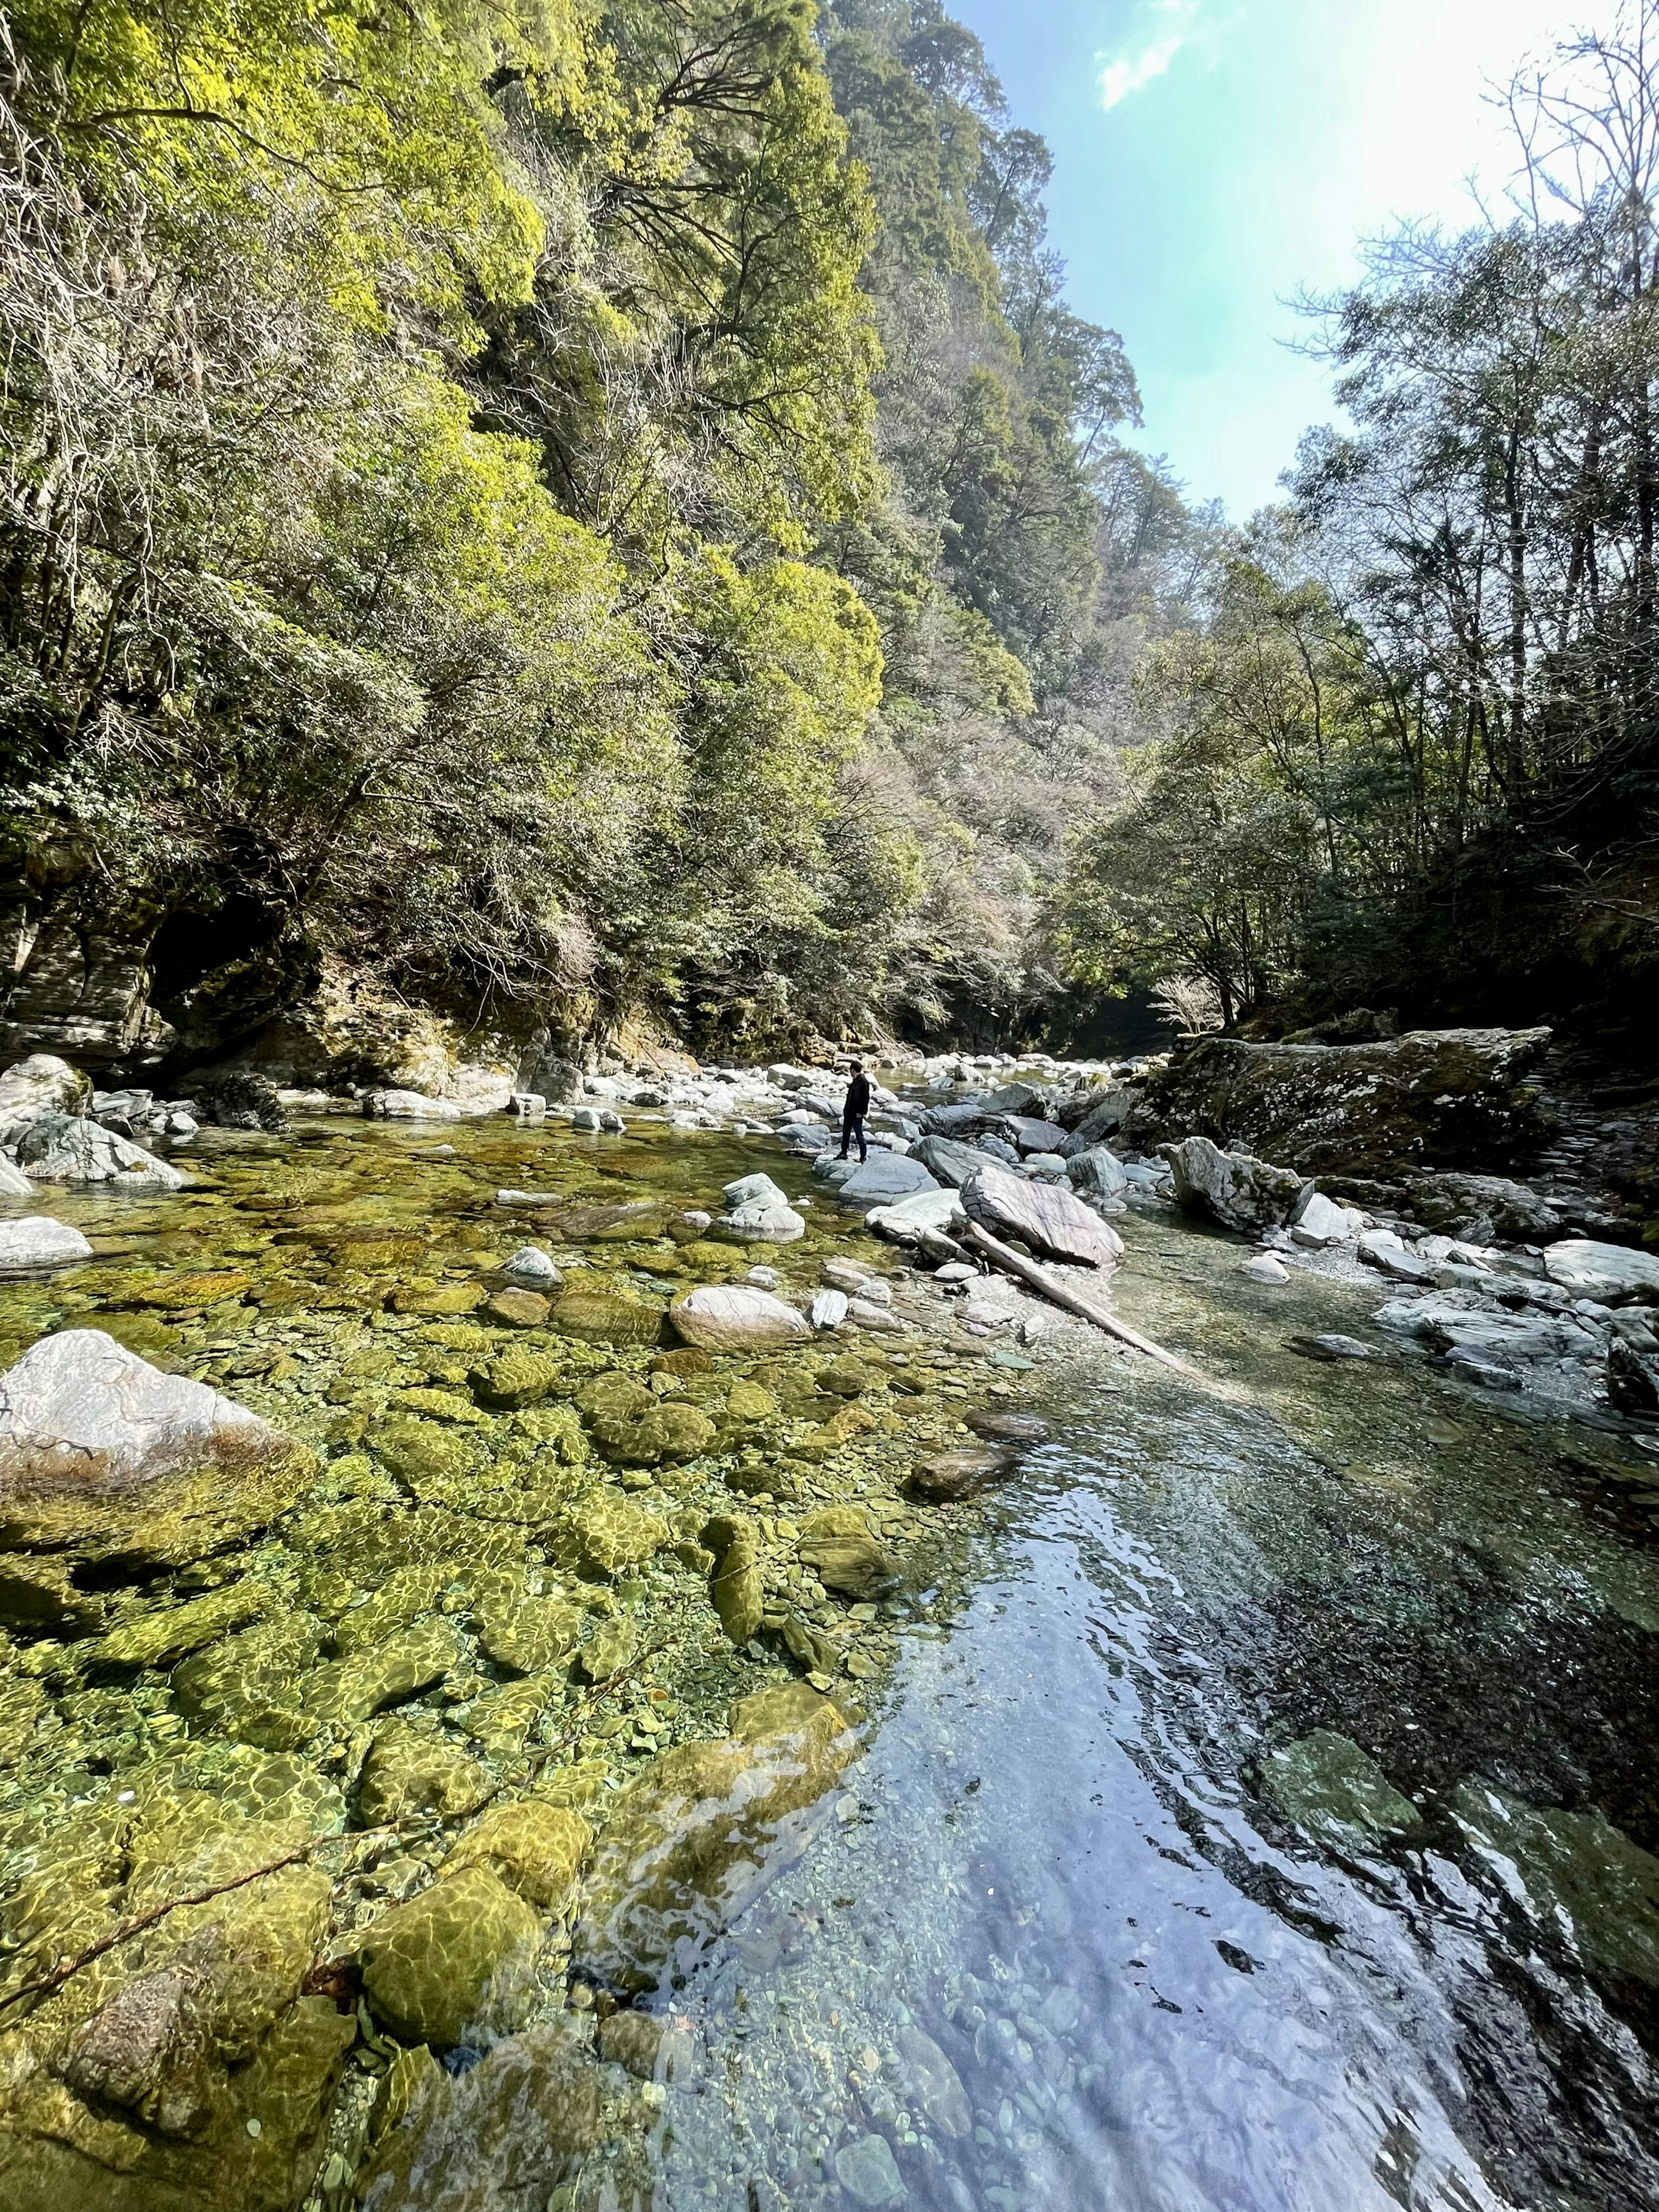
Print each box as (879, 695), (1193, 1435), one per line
(1, 1102), (1657, 2212)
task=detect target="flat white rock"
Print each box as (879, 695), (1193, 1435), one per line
(1544, 1240), (1659, 1306)
(19, 1120), (185, 1192)
(810, 1289), (850, 1329)
(669, 1284), (813, 1351)
(1240, 1254), (1290, 1284)
(0, 1328), (287, 1493)
(363, 1088), (464, 1121)
(718, 1200), (806, 1243)
(0, 1217), (93, 1274)
(864, 1188), (966, 1245)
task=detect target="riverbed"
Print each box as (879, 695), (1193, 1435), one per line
(2, 1105), (1657, 2212)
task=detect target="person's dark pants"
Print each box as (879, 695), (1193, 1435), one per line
(839, 1114), (867, 1163)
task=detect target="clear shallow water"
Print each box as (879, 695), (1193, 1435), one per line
(1, 1111), (1657, 2212)
(626, 1235), (1659, 2212)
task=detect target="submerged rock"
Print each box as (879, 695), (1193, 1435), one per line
(1165, 1135), (1305, 1234)
(572, 1683), (857, 1990)
(358, 1864), (542, 2047)
(0, 1217), (92, 1273)
(797, 1506), (899, 1598)
(1260, 1731), (1420, 1844)
(357, 2016), (603, 2211)
(549, 1288), (663, 1346)
(442, 1801), (592, 1910)
(836, 2132), (906, 2207)
(1452, 1783), (1659, 1985)
(0, 1329), (290, 1495)
(356, 1722), (492, 1825)
(703, 1513), (766, 1647)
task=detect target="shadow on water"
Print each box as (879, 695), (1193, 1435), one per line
(626, 1225), (1659, 2212)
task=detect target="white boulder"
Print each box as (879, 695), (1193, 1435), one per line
(0, 1218), (94, 1274)
(0, 1157), (33, 1198)
(363, 1088), (464, 1121)
(0, 1329), (288, 1493)
(669, 1284), (813, 1351)
(501, 1246), (562, 1289)
(17, 1119), (185, 1192)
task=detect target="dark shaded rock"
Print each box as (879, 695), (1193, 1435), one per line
(964, 1411), (1049, 1443)
(188, 1070), (288, 1131)
(1125, 1027), (1554, 1177)
(905, 1448), (1013, 1501)
(1402, 1172), (1563, 1243)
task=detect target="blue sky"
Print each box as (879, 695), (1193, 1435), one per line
(949, 0), (1580, 516)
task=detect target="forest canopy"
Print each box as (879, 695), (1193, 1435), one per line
(6, 0), (1650, 1069)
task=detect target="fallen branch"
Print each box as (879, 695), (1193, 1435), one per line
(957, 1221), (1212, 1386)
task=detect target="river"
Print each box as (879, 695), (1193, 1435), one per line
(0, 1104), (1656, 2212)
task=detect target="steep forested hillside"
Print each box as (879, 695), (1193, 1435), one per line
(0, 0), (1198, 1073)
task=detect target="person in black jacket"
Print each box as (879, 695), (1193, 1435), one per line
(839, 1063), (871, 1162)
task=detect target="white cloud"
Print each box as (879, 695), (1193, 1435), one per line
(1097, 0), (1201, 111)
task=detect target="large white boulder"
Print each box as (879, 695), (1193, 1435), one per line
(0, 1328), (288, 1493)
(0, 1218), (93, 1273)
(669, 1285), (812, 1351)
(16, 1118), (185, 1192)
(718, 1200), (806, 1243)
(0, 1054), (88, 1144)
(1290, 1189), (1363, 1248)
(1544, 1240), (1659, 1307)
(1164, 1136), (1303, 1234)
(959, 1161), (1124, 1270)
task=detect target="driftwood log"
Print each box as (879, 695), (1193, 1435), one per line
(957, 1220), (1210, 1385)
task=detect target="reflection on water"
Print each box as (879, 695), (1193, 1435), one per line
(623, 1249), (1659, 2212)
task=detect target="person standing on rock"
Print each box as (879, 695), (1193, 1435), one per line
(839, 1063), (871, 1163)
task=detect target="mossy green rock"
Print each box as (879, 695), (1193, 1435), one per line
(442, 1800), (592, 1910)
(359, 1864), (541, 2047)
(472, 1348), (570, 1410)
(376, 1418), (479, 1489)
(98, 1580), (271, 1671)
(306, 1619), (458, 1723)
(549, 1290), (664, 1347)
(172, 1615), (324, 1751)
(357, 1723), (493, 1826)
(475, 1593), (584, 1674)
(0, 1993), (354, 2212)
(578, 1371), (718, 1465)
(703, 1514), (765, 1648)
(576, 1615), (638, 1683)
(549, 1491), (669, 1578)
(327, 1564), (449, 1656)
(797, 1508), (899, 1601)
